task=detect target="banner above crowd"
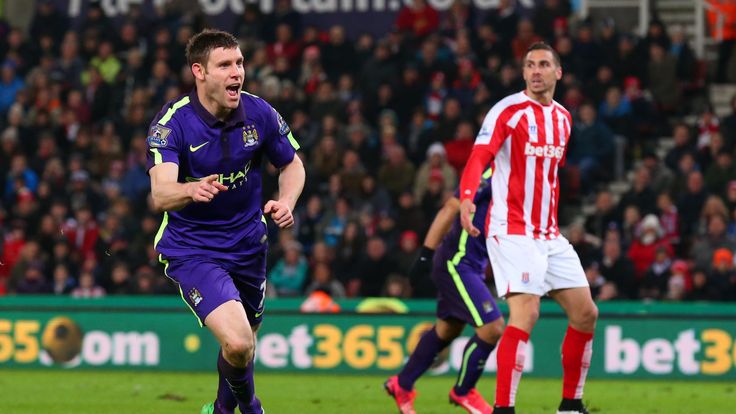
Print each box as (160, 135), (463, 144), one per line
(52, 0), (537, 38)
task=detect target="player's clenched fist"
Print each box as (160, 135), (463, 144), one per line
(460, 199), (480, 237)
(187, 174), (228, 203)
(264, 200), (294, 228)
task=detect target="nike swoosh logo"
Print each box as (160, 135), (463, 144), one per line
(189, 141), (210, 152)
(254, 311), (263, 318)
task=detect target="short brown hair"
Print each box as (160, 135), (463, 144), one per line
(185, 29), (239, 67)
(524, 42), (561, 67)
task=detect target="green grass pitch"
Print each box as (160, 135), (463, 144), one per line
(1, 370), (733, 413)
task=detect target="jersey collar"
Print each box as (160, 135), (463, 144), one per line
(189, 88), (248, 129)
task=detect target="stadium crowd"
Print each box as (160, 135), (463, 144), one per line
(1, 0), (736, 302)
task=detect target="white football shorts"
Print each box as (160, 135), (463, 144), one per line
(487, 234), (588, 297)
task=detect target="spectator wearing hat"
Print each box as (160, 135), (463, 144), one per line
(414, 142), (457, 202)
(628, 214), (674, 279)
(708, 248), (736, 300)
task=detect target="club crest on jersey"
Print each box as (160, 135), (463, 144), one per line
(243, 125), (259, 148)
(188, 288), (203, 307)
(147, 125), (172, 148)
(521, 272), (530, 284)
(528, 124), (538, 140)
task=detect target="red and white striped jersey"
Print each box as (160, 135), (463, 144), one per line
(460, 91), (572, 239)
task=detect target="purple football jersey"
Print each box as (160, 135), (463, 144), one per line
(146, 89), (298, 260)
(435, 179), (494, 272)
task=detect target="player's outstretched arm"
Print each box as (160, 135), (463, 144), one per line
(264, 154), (305, 229)
(150, 163), (227, 212)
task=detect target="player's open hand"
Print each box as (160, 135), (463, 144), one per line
(460, 199), (480, 237)
(188, 174), (228, 203)
(264, 200), (294, 228)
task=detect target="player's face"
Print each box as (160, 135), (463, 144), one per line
(202, 47), (245, 110)
(522, 49), (562, 96)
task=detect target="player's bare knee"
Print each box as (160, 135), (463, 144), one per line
(525, 308), (540, 327)
(584, 303), (599, 327)
(223, 336), (255, 367)
(573, 303), (598, 331)
(478, 318), (505, 343)
(490, 318), (505, 342)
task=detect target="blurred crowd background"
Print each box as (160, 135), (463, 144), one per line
(2, 0), (736, 303)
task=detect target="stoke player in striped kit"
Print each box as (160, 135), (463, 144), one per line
(458, 43), (598, 414)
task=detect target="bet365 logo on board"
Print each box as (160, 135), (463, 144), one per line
(0, 316), (160, 367)
(605, 326), (736, 375)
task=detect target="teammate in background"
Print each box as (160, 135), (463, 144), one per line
(458, 42), (597, 414)
(385, 173), (504, 414)
(147, 30), (305, 414)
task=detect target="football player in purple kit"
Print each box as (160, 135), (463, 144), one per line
(385, 172), (504, 414)
(146, 30), (304, 414)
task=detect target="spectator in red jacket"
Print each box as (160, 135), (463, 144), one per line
(395, 0), (439, 40)
(628, 214), (674, 278)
